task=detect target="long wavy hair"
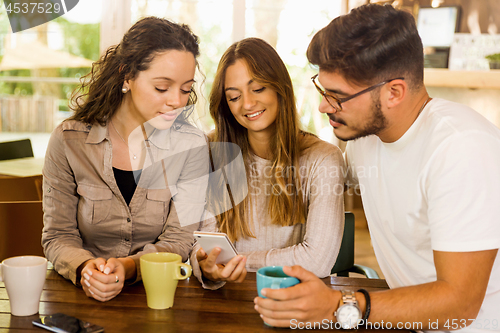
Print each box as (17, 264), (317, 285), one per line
(209, 37), (312, 242)
(69, 17), (200, 125)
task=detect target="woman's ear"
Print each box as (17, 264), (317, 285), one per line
(120, 64), (131, 88)
(122, 76), (131, 92)
(384, 79), (406, 109)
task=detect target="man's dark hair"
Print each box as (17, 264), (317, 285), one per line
(307, 4), (424, 90)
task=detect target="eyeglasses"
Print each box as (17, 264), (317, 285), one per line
(311, 74), (404, 112)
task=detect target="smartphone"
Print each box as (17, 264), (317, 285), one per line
(32, 313), (104, 333)
(193, 231), (238, 265)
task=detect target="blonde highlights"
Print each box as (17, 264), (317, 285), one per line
(209, 38), (312, 242)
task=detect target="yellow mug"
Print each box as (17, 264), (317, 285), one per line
(140, 253), (192, 310)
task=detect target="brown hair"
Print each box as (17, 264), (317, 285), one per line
(307, 4), (423, 90)
(70, 17), (200, 125)
(209, 37), (312, 242)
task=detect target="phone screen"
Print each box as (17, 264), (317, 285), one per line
(32, 313), (104, 333)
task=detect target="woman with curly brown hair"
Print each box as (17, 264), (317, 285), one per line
(42, 17), (209, 302)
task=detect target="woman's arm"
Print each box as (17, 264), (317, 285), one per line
(242, 144), (345, 278)
(127, 135), (211, 281)
(42, 125), (95, 284)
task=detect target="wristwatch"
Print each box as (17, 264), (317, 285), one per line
(335, 290), (362, 329)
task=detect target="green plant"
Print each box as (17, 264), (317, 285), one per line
(485, 53), (500, 62)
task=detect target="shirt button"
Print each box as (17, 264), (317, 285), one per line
(127, 218), (131, 222)
(47, 188), (51, 193)
(125, 238), (130, 242)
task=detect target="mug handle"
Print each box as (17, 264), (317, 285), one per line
(270, 280), (281, 289)
(175, 263), (192, 280)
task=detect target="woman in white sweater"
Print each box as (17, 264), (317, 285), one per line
(191, 38), (344, 289)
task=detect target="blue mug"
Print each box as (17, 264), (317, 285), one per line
(256, 266), (300, 298)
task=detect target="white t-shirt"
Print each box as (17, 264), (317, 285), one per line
(345, 98), (500, 333)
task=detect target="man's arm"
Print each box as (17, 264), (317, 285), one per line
(254, 249), (497, 329)
(367, 249), (497, 328)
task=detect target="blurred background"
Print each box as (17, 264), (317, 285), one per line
(0, 0), (344, 156)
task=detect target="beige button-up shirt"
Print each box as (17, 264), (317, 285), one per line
(42, 120), (209, 284)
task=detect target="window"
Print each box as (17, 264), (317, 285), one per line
(0, 1), (100, 155)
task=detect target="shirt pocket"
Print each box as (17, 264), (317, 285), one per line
(77, 184), (113, 224)
(145, 186), (177, 225)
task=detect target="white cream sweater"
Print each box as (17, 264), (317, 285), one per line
(190, 137), (344, 289)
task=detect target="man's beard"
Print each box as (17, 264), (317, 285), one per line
(330, 98), (388, 141)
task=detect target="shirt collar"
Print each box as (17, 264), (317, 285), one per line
(86, 123), (108, 144)
(85, 122), (180, 150)
(147, 126), (172, 150)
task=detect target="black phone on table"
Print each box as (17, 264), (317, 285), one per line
(193, 231), (238, 265)
(32, 313), (104, 333)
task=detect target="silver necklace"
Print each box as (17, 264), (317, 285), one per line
(418, 96), (432, 117)
(110, 120), (139, 160)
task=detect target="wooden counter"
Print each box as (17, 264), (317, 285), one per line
(424, 68), (500, 89)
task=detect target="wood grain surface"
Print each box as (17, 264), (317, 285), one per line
(1, 268), (405, 332)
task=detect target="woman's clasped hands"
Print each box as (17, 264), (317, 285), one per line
(197, 247), (247, 283)
(80, 258), (129, 302)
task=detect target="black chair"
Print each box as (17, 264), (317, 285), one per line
(0, 138), (34, 161)
(331, 212), (380, 279)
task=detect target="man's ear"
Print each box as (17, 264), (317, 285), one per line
(383, 79), (406, 109)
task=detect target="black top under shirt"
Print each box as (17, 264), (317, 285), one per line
(113, 168), (142, 206)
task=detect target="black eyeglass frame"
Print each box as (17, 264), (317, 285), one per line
(311, 74), (405, 111)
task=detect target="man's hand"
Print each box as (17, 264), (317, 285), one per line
(254, 265), (340, 327)
(80, 257), (126, 302)
(197, 247), (247, 283)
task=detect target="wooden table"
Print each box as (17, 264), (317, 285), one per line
(0, 157), (44, 177)
(1, 268), (400, 332)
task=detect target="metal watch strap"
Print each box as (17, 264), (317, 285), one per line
(341, 290), (358, 306)
(336, 290), (362, 329)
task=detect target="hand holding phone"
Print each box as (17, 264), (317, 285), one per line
(194, 231), (247, 283)
(32, 313), (104, 333)
(193, 231), (238, 265)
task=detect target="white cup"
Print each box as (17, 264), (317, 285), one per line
(0, 256), (47, 316)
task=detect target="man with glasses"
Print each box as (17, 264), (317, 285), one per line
(254, 4), (500, 331)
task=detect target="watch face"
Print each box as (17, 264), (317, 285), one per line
(337, 304), (362, 329)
